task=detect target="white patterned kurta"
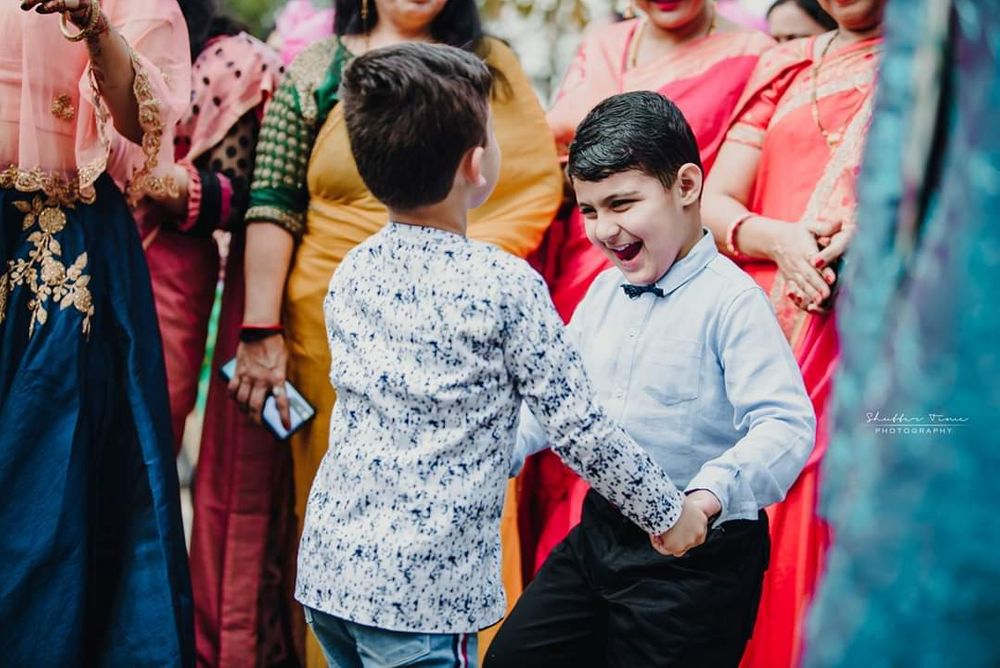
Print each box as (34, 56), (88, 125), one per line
(295, 222), (683, 633)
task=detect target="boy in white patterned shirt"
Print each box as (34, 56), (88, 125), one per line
(294, 43), (706, 667)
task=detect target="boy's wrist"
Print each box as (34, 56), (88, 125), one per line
(685, 488), (723, 524)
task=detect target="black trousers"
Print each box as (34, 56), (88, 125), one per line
(485, 491), (769, 668)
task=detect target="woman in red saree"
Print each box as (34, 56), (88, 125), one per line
(702, 2), (885, 665)
(521, 0), (773, 577)
(137, 13), (290, 665)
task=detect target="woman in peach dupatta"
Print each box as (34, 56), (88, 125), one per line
(702, 2), (885, 665)
(521, 0), (773, 577)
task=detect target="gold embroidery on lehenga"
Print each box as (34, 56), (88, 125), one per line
(0, 166), (96, 206)
(1, 196), (94, 337)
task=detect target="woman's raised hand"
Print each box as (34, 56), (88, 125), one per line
(20, 0), (92, 23)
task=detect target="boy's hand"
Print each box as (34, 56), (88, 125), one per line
(649, 494), (709, 557)
(686, 489), (722, 522)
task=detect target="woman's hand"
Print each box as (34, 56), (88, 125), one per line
(20, 0), (92, 25)
(792, 220), (855, 314)
(744, 217), (838, 310)
(229, 335), (292, 430)
(811, 223), (856, 271)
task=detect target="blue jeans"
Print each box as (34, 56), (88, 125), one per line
(304, 606), (478, 667)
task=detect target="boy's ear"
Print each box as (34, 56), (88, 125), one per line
(459, 145), (488, 188)
(676, 163), (703, 206)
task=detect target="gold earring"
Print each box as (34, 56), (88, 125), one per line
(361, 0), (369, 23)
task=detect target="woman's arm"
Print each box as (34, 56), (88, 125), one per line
(703, 140), (836, 309)
(152, 113), (261, 233)
(24, 0), (144, 143)
(229, 222), (295, 427)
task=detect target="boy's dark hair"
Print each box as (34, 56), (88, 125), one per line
(341, 43), (493, 211)
(568, 91), (702, 188)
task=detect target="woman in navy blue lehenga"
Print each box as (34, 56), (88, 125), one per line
(0, 0), (193, 664)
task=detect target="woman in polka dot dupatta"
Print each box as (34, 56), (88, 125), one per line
(139, 8), (284, 455)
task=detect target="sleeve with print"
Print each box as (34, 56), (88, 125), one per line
(501, 261), (684, 534)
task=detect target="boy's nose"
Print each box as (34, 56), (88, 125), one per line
(594, 216), (621, 244)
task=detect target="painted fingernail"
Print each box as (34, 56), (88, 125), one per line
(812, 256), (825, 268)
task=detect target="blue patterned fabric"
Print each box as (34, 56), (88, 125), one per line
(806, 2), (1000, 665)
(0, 176), (193, 666)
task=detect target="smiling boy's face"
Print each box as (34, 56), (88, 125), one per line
(575, 167), (703, 286)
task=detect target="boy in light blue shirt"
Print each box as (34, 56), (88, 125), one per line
(486, 91), (816, 667)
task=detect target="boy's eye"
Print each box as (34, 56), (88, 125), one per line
(610, 199), (633, 210)
(579, 206), (597, 219)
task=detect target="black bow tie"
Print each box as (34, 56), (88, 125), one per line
(621, 284), (665, 300)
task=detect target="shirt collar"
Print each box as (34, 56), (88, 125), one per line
(652, 228), (717, 297)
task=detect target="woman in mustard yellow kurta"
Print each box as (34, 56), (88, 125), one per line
(224, 1), (561, 664)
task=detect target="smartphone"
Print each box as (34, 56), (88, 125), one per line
(219, 358), (316, 440)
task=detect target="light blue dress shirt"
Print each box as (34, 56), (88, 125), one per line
(516, 229), (816, 525)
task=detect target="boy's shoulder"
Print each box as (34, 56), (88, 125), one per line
(698, 254), (776, 329)
(335, 227), (542, 293)
(702, 253), (762, 297)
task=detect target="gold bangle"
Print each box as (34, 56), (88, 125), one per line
(60, 0), (101, 42)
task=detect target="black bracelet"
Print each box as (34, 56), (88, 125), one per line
(239, 326), (284, 343)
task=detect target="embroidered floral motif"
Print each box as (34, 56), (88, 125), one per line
(123, 48), (178, 207)
(1, 196), (94, 337)
(51, 94), (76, 122)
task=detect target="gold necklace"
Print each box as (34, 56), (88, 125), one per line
(810, 31), (880, 150)
(627, 3), (717, 71)
(811, 30), (844, 149)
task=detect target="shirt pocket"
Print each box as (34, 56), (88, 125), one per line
(640, 338), (702, 405)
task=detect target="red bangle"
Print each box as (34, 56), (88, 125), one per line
(725, 212), (755, 260)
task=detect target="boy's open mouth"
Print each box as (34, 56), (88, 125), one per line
(610, 242), (643, 262)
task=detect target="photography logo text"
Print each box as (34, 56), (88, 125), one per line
(865, 410), (969, 435)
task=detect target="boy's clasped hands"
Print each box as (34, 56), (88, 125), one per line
(649, 490), (722, 557)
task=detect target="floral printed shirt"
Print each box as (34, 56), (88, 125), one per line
(295, 222), (683, 633)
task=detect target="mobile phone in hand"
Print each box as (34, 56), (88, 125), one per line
(219, 357), (316, 440)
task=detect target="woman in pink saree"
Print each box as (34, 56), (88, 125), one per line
(702, 2), (885, 663)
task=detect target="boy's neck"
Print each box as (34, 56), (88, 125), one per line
(671, 218), (706, 265)
(388, 197), (469, 237)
